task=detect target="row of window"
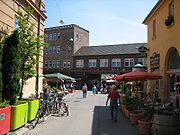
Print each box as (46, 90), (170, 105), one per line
(76, 58), (147, 68)
(44, 60), (71, 68)
(45, 33), (60, 41)
(45, 33), (81, 42)
(45, 46), (60, 54)
(44, 58), (147, 69)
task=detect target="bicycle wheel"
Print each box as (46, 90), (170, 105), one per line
(60, 102), (69, 116)
(29, 109), (40, 129)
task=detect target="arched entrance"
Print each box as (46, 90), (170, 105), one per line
(165, 47), (180, 102)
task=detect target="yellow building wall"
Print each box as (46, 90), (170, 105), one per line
(0, 0), (46, 98)
(145, 0), (180, 102)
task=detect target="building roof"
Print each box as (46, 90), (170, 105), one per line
(73, 43), (147, 56)
(143, 0), (163, 24)
(45, 24), (89, 33)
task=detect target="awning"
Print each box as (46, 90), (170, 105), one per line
(112, 71), (162, 82)
(44, 73), (76, 82)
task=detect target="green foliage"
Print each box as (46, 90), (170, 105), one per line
(49, 87), (59, 93)
(0, 100), (9, 108)
(15, 7), (48, 98)
(0, 28), (8, 103)
(124, 96), (141, 111)
(120, 82), (131, 95)
(140, 104), (155, 121)
(1, 30), (21, 105)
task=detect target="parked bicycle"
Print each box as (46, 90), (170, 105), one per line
(28, 92), (69, 129)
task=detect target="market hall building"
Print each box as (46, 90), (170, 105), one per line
(143, 0), (180, 103)
(43, 24), (148, 89)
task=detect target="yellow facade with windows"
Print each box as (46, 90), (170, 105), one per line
(143, 0), (180, 102)
(0, 0), (47, 98)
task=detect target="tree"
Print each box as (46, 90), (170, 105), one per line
(15, 7), (47, 99)
(2, 30), (21, 104)
(0, 28), (8, 103)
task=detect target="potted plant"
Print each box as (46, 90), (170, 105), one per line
(1, 30), (29, 131)
(0, 101), (11, 135)
(165, 15), (174, 26)
(1, 7), (47, 130)
(138, 104), (154, 135)
(127, 96), (142, 124)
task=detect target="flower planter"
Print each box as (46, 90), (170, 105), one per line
(18, 100), (39, 122)
(27, 100), (39, 122)
(124, 107), (130, 118)
(138, 120), (152, 135)
(130, 112), (141, 124)
(121, 104), (125, 113)
(0, 106), (11, 135)
(10, 102), (28, 131)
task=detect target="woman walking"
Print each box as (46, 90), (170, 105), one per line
(92, 85), (97, 95)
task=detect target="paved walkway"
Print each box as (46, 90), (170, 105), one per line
(21, 90), (140, 135)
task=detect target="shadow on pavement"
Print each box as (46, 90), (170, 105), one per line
(91, 106), (140, 135)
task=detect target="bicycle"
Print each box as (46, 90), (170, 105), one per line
(58, 93), (69, 116)
(28, 92), (69, 129)
(28, 93), (51, 129)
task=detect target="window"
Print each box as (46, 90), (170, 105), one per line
(138, 58), (148, 67)
(76, 34), (81, 41)
(49, 60), (52, 68)
(53, 33), (56, 40)
(45, 61), (48, 68)
(35, 0), (40, 8)
(89, 59), (97, 68)
(53, 46), (56, 53)
(100, 59), (108, 67)
(57, 33), (60, 40)
(48, 46), (53, 54)
(45, 47), (48, 54)
(63, 61), (66, 68)
(49, 34), (52, 40)
(52, 61), (55, 68)
(76, 59), (84, 68)
(153, 19), (156, 38)
(169, 1), (174, 17)
(45, 34), (49, 41)
(14, 16), (19, 30)
(56, 60), (60, 68)
(112, 58), (121, 67)
(67, 61), (71, 68)
(124, 58), (134, 67)
(56, 46), (60, 53)
(63, 60), (70, 68)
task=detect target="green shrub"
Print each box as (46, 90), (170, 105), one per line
(0, 100), (9, 108)
(124, 95), (141, 111)
(2, 30), (21, 105)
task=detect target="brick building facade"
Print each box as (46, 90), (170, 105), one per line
(44, 24), (89, 74)
(44, 24), (147, 89)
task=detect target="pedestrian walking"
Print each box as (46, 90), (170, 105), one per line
(82, 83), (88, 98)
(92, 85), (97, 95)
(106, 85), (120, 122)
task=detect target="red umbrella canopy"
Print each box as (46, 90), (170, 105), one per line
(112, 71), (162, 82)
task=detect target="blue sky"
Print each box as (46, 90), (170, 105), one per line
(45, 0), (158, 46)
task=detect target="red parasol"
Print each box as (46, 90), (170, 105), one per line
(112, 71), (162, 82)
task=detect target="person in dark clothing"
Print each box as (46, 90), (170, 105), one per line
(106, 85), (120, 122)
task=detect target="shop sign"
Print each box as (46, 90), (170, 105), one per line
(138, 46), (147, 53)
(150, 53), (160, 71)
